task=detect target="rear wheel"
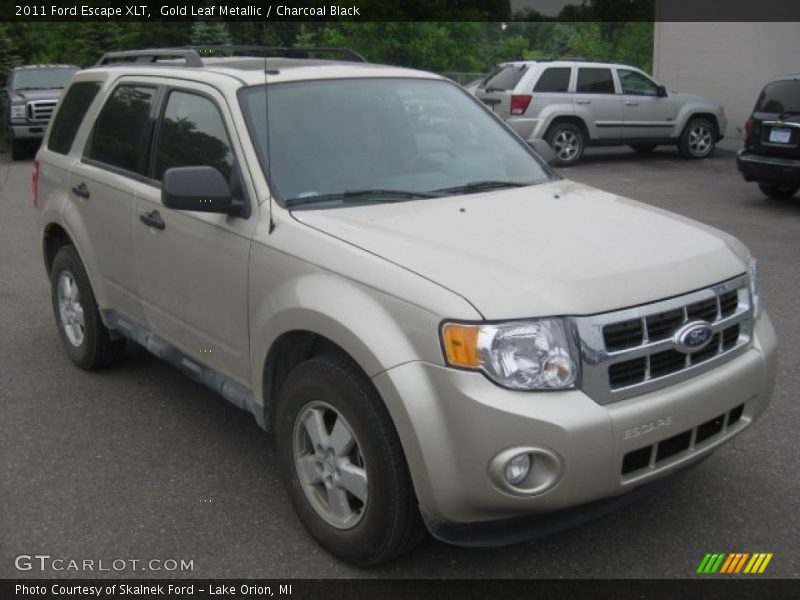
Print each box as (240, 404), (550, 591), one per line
(50, 245), (125, 369)
(679, 117), (717, 159)
(545, 122), (586, 166)
(758, 183), (799, 200)
(275, 354), (426, 566)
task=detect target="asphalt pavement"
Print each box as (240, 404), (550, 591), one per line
(1, 145), (798, 578)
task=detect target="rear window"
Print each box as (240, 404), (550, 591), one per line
(48, 81), (101, 155)
(88, 85), (156, 175)
(754, 79), (800, 114)
(576, 68), (616, 94)
(481, 65), (528, 91)
(534, 68), (571, 93)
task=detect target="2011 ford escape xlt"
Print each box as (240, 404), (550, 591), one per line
(35, 47), (777, 566)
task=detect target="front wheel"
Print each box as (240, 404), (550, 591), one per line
(545, 122), (586, 166)
(758, 183), (799, 200)
(679, 117), (717, 159)
(275, 354), (426, 566)
(9, 134), (27, 160)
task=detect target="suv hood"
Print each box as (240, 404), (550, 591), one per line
(669, 91), (716, 105)
(12, 89), (63, 102)
(293, 180), (747, 318)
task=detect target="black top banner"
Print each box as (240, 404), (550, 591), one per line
(2, 0), (800, 22)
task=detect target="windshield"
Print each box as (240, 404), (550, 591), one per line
(240, 78), (552, 208)
(754, 80), (800, 114)
(11, 67), (77, 91)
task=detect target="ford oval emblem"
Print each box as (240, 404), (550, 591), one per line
(674, 321), (714, 353)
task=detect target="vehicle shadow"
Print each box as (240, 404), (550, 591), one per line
(565, 147), (737, 167)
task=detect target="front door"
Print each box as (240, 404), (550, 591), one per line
(618, 68), (677, 141)
(134, 83), (255, 384)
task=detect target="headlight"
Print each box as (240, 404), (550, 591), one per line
(441, 319), (579, 390)
(10, 104), (26, 120)
(749, 258), (762, 319)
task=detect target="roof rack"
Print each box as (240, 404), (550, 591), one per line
(93, 46), (367, 68)
(94, 49), (205, 68)
(185, 45), (368, 62)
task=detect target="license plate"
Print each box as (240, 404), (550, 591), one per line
(769, 128), (791, 144)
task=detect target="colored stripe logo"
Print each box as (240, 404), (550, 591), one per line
(697, 553), (773, 574)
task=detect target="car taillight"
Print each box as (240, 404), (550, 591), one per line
(32, 160), (39, 208)
(510, 94), (532, 116)
(744, 119), (753, 144)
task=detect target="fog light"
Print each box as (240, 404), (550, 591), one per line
(505, 453), (531, 485)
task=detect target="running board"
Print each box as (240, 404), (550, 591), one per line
(101, 310), (265, 429)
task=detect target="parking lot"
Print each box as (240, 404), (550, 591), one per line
(1, 146), (798, 578)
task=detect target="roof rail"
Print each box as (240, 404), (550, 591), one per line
(94, 49), (204, 68)
(183, 45), (368, 62)
(92, 46), (367, 69)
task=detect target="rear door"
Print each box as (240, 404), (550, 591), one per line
(474, 63), (529, 118)
(748, 78), (800, 158)
(574, 67), (623, 140)
(134, 81), (255, 384)
(617, 68), (677, 140)
(69, 81), (158, 325)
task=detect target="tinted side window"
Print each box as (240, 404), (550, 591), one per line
(534, 68), (571, 93)
(618, 69), (659, 96)
(154, 91), (233, 182)
(754, 80), (800, 114)
(482, 65), (528, 91)
(576, 68), (616, 94)
(89, 85), (156, 174)
(48, 81), (101, 155)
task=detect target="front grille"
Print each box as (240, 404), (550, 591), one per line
(621, 403), (746, 476)
(574, 275), (753, 404)
(26, 100), (57, 123)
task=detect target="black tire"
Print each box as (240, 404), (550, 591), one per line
(275, 353), (426, 566)
(50, 245), (125, 369)
(629, 143), (657, 154)
(9, 135), (27, 161)
(758, 183), (799, 200)
(678, 117), (717, 159)
(545, 122), (586, 166)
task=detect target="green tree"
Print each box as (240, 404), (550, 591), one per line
(191, 22), (232, 47)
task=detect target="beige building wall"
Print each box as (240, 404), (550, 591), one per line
(654, 22), (800, 144)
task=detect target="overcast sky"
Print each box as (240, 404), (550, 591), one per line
(510, 0), (577, 16)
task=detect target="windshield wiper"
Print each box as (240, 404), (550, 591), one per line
(777, 110), (800, 120)
(431, 180), (533, 195)
(285, 189), (437, 208)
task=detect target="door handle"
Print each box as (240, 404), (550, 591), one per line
(139, 210), (166, 230)
(71, 182), (90, 198)
(576, 99), (591, 105)
(625, 101), (639, 106)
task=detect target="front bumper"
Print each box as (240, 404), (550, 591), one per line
(737, 149), (800, 185)
(9, 123), (47, 140)
(372, 312), (776, 543)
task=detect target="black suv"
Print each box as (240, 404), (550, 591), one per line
(4, 64), (78, 159)
(737, 75), (800, 199)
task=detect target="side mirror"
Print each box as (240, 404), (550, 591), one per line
(657, 85), (667, 97)
(162, 166), (240, 215)
(527, 138), (557, 166)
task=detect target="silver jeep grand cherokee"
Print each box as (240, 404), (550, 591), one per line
(475, 60), (727, 165)
(35, 48), (776, 566)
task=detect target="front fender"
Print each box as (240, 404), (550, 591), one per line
(675, 101), (727, 137)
